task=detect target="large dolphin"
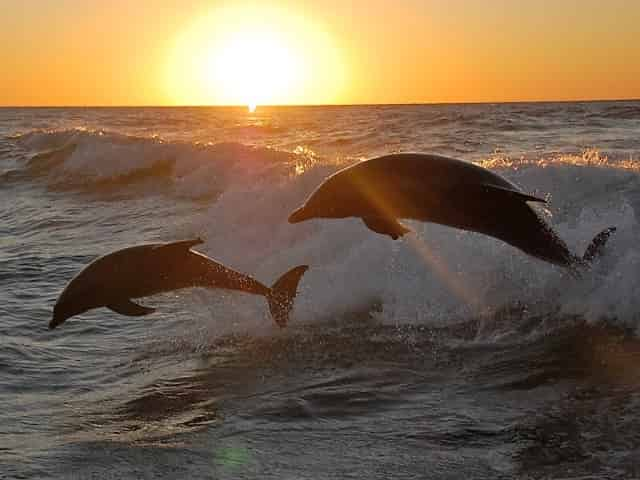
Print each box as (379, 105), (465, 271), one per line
(288, 153), (615, 268)
(51, 238), (308, 329)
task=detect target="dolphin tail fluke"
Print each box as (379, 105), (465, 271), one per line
(582, 227), (617, 264)
(267, 265), (309, 328)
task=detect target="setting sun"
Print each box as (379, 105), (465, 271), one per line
(165, 5), (345, 108)
(207, 29), (302, 111)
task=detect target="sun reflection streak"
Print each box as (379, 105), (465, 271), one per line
(348, 168), (482, 310)
(402, 233), (482, 310)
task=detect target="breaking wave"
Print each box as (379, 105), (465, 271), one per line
(4, 105), (640, 478)
(8, 128), (640, 337)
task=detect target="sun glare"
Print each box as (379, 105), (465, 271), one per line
(165, 5), (346, 107)
(207, 29), (301, 110)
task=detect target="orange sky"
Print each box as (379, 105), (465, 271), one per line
(1, 0), (639, 106)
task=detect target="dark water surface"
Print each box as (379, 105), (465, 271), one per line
(2, 102), (640, 479)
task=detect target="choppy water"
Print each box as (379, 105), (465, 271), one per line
(2, 102), (640, 479)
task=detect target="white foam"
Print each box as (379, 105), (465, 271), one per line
(17, 129), (640, 335)
(183, 151), (640, 339)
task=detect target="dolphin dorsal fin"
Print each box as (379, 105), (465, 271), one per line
(154, 238), (204, 255)
(481, 185), (547, 204)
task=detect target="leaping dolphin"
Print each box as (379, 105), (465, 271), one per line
(288, 153), (615, 268)
(50, 238), (308, 329)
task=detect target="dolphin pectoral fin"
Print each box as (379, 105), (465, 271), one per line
(362, 216), (411, 240)
(482, 185), (547, 204)
(107, 299), (156, 317)
(154, 238), (204, 255)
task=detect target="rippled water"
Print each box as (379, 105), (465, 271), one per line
(2, 102), (640, 479)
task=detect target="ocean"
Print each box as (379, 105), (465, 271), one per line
(1, 102), (640, 479)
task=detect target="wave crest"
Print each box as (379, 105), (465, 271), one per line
(10, 129), (640, 333)
(13, 128), (318, 199)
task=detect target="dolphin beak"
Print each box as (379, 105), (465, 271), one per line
(288, 206), (310, 223)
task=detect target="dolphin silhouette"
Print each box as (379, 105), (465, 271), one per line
(289, 153), (615, 268)
(51, 238), (308, 329)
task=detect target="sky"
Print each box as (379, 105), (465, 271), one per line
(1, 0), (639, 106)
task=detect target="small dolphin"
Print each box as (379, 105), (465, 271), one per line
(289, 153), (615, 268)
(51, 238), (308, 329)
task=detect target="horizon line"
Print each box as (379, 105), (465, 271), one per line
(1, 97), (638, 109)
